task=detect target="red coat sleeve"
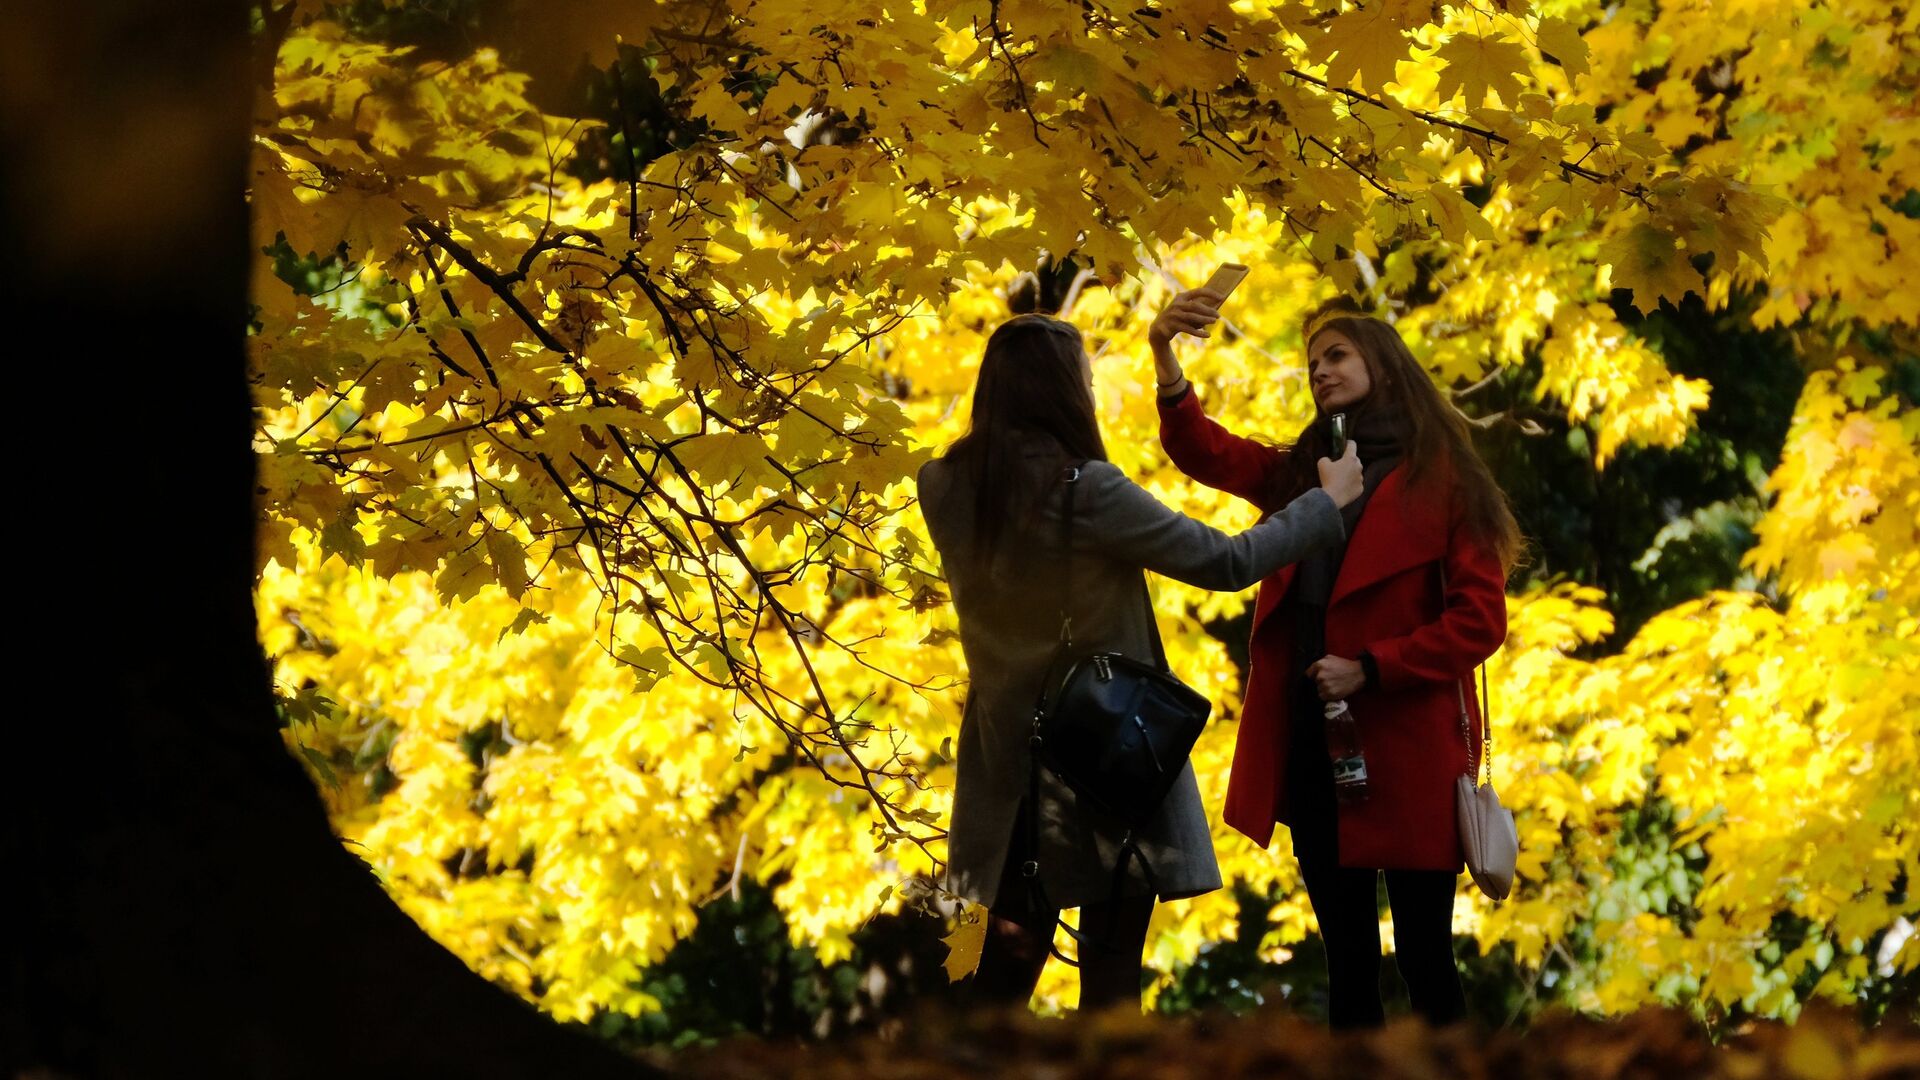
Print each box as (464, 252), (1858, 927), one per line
(1366, 507), (1508, 691)
(1156, 388), (1288, 509)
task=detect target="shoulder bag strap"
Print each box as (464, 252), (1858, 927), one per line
(1024, 463), (1081, 964)
(1439, 563), (1492, 788)
(1480, 662), (1492, 785)
(1137, 577), (1170, 673)
(1025, 464), (1161, 963)
(1061, 463), (1078, 649)
(1026, 463), (1083, 720)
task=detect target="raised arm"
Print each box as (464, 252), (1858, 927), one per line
(1157, 387), (1289, 508)
(1069, 461), (1344, 592)
(1148, 288), (1289, 508)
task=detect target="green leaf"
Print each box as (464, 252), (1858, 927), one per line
(691, 641), (730, 678)
(298, 745), (341, 789)
(319, 515), (366, 562)
(616, 643), (669, 673)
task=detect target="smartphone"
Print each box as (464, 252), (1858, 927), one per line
(1200, 262), (1249, 303)
(1329, 412), (1349, 459)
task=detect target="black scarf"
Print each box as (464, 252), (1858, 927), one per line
(1286, 398), (1406, 673)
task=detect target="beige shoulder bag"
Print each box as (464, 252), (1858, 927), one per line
(1455, 666), (1517, 900)
(1442, 566), (1518, 901)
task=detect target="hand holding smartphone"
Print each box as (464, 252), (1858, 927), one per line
(1150, 263), (1251, 379)
(1199, 262), (1249, 305)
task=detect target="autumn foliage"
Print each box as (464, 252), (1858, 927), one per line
(667, 1004), (1920, 1079)
(249, 0), (1917, 1027)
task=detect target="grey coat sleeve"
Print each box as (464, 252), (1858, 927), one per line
(1071, 461), (1344, 591)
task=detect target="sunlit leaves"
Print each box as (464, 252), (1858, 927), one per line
(1316, 4), (1419, 92)
(1536, 17), (1592, 81)
(1575, 0), (1920, 332)
(249, 0), (1916, 1024)
(1433, 33), (1530, 108)
(1747, 364), (1920, 604)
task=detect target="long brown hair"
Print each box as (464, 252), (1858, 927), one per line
(944, 314), (1108, 560)
(1272, 308), (1524, 572)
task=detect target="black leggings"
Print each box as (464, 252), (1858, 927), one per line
(970, 893), (1156, 1011)
(968, 806), (1157, 1011)
(1297, 855), (1466, 1028)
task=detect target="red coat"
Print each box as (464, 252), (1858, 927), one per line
(1159, 390), (1508, 870)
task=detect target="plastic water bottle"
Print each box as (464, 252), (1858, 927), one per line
(1324, 699), (1369, 803)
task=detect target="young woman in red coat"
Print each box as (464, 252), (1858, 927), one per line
(1148, 293), (1521, 1028)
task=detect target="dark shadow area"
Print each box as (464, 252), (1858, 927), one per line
(4, 3), (645, 1075)
(593, 879), (955, 1052)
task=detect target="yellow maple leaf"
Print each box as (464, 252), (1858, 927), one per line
(1319, 8), (1411, 92)
(1433, 33), (1529, 107)
(942, 904), (987, 982)
(1600, 222), (1705, 314)
(1535, 17), (1591, 80)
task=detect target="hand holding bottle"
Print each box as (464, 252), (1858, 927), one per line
(1316, 442), (1363, 507)
(1306, 655), (1366, 700)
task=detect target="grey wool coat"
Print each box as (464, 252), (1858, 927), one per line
(918, 454), (1345, 910)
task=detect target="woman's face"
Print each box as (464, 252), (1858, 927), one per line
(1308, 330), (1373, 411)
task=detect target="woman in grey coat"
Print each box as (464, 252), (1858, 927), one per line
(918, 310), (1363, 1009)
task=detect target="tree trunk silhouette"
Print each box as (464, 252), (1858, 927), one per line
(3, 3), (650, 1075)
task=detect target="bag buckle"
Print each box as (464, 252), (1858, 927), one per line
(1093, 655), (1112, 682)
(1021, 860), (1039, 879)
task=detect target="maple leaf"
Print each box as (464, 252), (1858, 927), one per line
(942, 905), (987, 981)
(675, 431), (778, 493)
(1601, 222), (1705, 313)
(1319, 8), (1412, 92)
(1433, 33), (1529, 107)
(492, 1), (666, 97)
(485, 530), (530, 599)
(435, 547), (493, 605)
(1536, 17), (1591, 80)
(498, 606), (551, 643)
